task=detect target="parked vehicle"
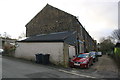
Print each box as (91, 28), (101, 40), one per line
(97, 52), (102, 57)
(0, 49), (4, 55)
(69, 53), (93, 68)
(89, 51), (98, 62)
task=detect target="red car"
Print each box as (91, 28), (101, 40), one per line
(69, 53), (93, 68)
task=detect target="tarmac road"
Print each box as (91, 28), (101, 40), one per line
(1, 55), (120, 79)
(2, 56), (91, 78)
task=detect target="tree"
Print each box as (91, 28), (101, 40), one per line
(99, 37), (115, 55)
(18, 32), (26, 40)
(112, 29), (120, 42)
(2, 32), (11, 39)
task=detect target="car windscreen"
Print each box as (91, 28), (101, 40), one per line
(78, 54), (89, 58)
(90, 52), (95, 54)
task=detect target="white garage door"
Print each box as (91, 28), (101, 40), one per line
(69, 45), (75, 59)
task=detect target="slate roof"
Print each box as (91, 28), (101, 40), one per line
(115, 43), (120, 47)
(45, 4), (76, 18)
(19, 31), (77, 46)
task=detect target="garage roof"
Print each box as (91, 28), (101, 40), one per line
(19, 31), (77, 46)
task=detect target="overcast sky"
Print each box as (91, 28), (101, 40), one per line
(0, 0), (119, 42)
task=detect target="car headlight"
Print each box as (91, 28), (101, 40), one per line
(82, 61), (87, 63)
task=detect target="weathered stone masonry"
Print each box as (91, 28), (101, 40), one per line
(26, 4), (96, 53)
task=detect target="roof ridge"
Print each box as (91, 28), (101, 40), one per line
(49, 31), (69, 35)
(45, 3), (76, 18)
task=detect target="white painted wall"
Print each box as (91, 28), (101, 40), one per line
(15, 42), (64, 65)
(79, 43), (84, 53)
(69, 45), (75, 59)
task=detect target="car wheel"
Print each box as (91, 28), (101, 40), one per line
(70, 66), (74, 68)
(96, 58), (98, 61)
(93, 59), (96, 63)
(86, 63), (90, 69)
(70, 65), (74, 68)
(91, 61), (93, 65)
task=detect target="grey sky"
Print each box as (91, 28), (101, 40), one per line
(0, 0), (119, 42)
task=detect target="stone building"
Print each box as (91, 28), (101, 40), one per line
(15, 4), (97, 67)
(25, 4), (96, 54)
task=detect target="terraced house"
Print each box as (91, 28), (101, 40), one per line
(15, 4), (97, 67)
(26, 4), (96, 53)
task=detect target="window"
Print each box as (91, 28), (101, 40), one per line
(78, 54), (89, 58)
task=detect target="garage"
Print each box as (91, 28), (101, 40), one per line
(15, 31), (77, 67)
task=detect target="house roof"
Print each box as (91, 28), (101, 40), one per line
(19, 31), (77, 46)
(45, 4), (76, 18)
(115, 43), (120, 47)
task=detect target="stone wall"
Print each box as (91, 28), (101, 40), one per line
(26, 4), (80, 37)
(25, 4), (96, 52)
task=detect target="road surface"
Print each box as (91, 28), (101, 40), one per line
(2, 56), (90, 78)
(2, 55), (120, 79)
